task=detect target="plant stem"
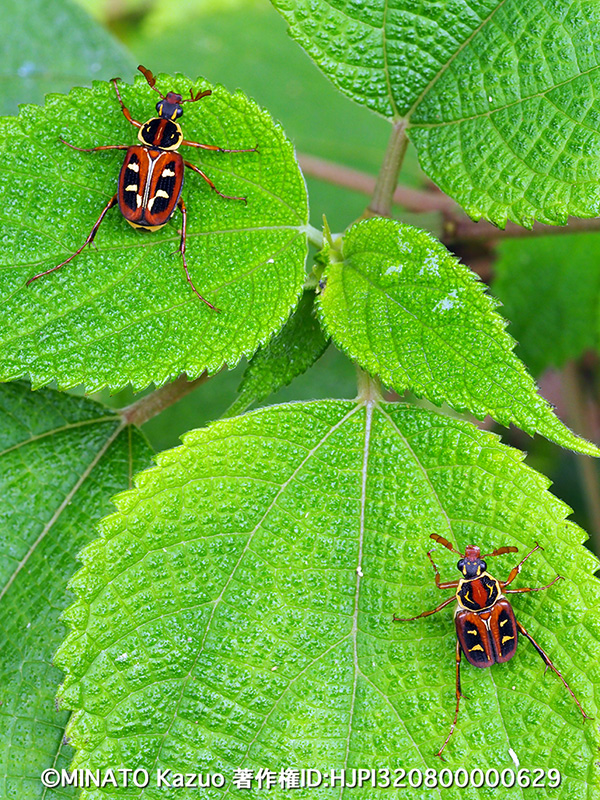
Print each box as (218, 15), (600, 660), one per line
(299, 152), (600, 240)
(121, 372), (212, 427)
(368, 121), (409, 217)
(444, 214), (600, 243)
(356, 367), (383, 404)
(298, 153), (456, 213)
(562, 361), (600, 551)
(304, 223), (324, 248)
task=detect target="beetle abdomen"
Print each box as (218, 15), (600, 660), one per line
(456, 600), (518, 668)
(456, 610), (495, 668)
(118, 146), (184, 229)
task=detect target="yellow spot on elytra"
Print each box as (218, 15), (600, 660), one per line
(500, 618), (508, 626)
(162, 168), (176, 177)
(469, 645), (484, 651)
(125, 184), (137, 192)
(128, 163), (140, 172)
(502, 636), (514, 644)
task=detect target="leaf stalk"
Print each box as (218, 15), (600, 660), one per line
(356, 367), (383, 404)
(368, 120), (409, 218)
(121, 372), (212, 427)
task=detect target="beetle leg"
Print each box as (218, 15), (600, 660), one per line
(181, 139), (257, 154)
(176, 198), (219, 311)
(501, 542), (542, 587)
(393, 594), (455, 622)
(516, 620), (589, 719)
(436, 640), (463, 759)
(427, 550), (460, 590)
(505, 575), (564, 594)
(112, 79), (142, 128)
(26, 194), (118, 285)
(60, 139), (130, 153)
(183, 160), (247, 203)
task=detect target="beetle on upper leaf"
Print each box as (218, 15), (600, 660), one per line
(394, 533), (589, 758)
(27, 65), (256, 310)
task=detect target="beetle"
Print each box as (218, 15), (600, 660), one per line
(393, 533), (589, 758)
(26, 65), (256, 310)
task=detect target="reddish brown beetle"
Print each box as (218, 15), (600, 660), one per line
(394, 533), (589, 757)
(27, 65), (256, 309)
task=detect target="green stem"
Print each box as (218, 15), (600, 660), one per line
(368, 121), (409, 218)
(304, 224), (324, 249)
(356, 367), (383, 404)
(121, 372), (212, 427)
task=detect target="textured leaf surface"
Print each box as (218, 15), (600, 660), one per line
(0, 73), (308, 391)
(271, 0), (600, 226)
(227, 290), (329, 416)
(56, 400), (600, 798)
(133, 0), (396, 233)
(0, 382), (153, 799)
(317, 218), (598, 455)
(493, 233), (600, 376)
(0, 0), (134, 116)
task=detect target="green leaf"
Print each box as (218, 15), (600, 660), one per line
(55, 399), (600, 797)
(132, 0), (398, 234)
(271, 0), (600, 226)
(493, 233), (600, 376)
(317, 217), (599, 455)
(227, 290), (329, 416)
(0, 0), (135, 116)
(0, 382), (153, 799)
(0, 72), (308, 391)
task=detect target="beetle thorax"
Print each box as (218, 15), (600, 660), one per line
(138, 117), (183, 151)
(456, 573), (501, 612)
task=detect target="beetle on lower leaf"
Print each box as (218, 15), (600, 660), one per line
(394, 533), (589, 758)
(27, 65), (256, 310)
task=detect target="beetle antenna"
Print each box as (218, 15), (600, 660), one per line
(482, 546), (519, 558)
(137, 65), (166, 99)
(429, 533), (462, 555)
(182, 88), (212, 104)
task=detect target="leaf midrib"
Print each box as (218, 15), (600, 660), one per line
(2, 230), (304, 356)
(0, 419), (123, 603)
(407, 53), (600, 130)
(138, 404), (361, 796)
(402, 0), (508, 122)
(335, 254), (530, 414)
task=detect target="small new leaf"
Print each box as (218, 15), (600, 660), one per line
(0, 73), (308, 391)
(55, 400), (600, 797)
(317, 218), (599, 455)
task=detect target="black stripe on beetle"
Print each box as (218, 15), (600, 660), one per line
(152, 162), (179, 214)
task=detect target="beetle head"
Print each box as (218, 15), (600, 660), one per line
(138, 65), (212, 121)
(156, 92), (184, 120)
